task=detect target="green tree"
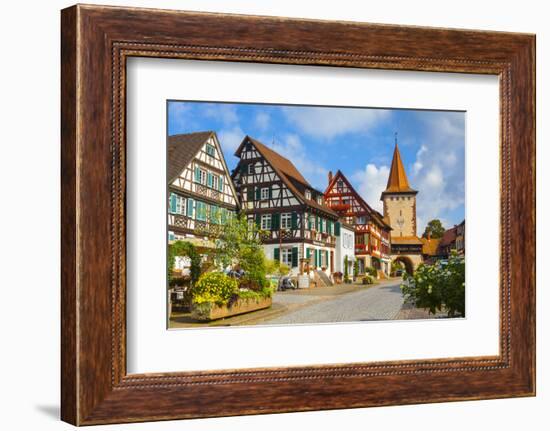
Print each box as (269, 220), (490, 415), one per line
(422, 219), (445, 239)
(213, 214), (269, 290)
(167, 240), (201, 286)
(343, 255), (349, 282)
(400, 252), (465, 317)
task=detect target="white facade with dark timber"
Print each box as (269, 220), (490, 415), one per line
(167, 131), (238, 247)
(232, 136), (340, 280)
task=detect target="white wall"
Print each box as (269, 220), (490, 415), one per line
(0, 1), (546, 430)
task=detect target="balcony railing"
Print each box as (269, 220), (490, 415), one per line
(168, 214), (224, 238)
(192, 183), (221, 201)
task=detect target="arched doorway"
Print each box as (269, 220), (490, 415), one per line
(393, 256), (414, 275)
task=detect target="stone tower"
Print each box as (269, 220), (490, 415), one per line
(380, 140), (418, 238)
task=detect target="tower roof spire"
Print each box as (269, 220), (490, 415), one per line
(383, 134), (416, 194)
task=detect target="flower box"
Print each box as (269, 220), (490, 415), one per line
(190, 296), (272, 321)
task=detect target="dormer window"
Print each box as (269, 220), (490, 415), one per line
(305, 189), (312, 200)
(317, 196), (323, 205)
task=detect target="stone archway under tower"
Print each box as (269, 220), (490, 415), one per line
(392, 254), (423, 275)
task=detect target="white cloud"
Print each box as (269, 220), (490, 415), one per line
(254, 111), (270, 130)
(218, 125), (245, 154)
(349, 111), (465, 234)
(409, 111), (465, 233)
(267, 134), (328, 190)
(282, 106), (391, 140)
(351, 164), (390, 213)
(203, 104), (238, 125)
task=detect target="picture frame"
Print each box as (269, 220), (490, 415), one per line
(61, 4), (535, 425)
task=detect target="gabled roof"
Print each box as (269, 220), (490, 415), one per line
(235, 136), (339, 218)
(167, 131), (213, 183)
(383, 143), (417, 194)
(391, 236), (424, 245)
(439, 226), (458, 247)
(421, 237), (442, 255)
(324, 170), (392, 230)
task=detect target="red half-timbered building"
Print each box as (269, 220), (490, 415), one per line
(324, 170), (392, 276)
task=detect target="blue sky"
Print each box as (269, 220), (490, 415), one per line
(168, 101), (465, 234)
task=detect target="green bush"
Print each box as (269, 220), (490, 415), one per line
(237, 286), (273, 301)
(400, 252), (465, 317)
(192, 272), (238, 305)
(365, 266), (378, 277)
(362, 275), (374, 285)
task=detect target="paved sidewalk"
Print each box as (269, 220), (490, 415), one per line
(255, 280), (405, 325)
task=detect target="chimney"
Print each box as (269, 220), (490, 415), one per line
(328, 171), (333, 185)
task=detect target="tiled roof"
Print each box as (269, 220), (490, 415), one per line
(167, 131), (213, 183)
(421, 237), (441, 255)
(324, 170), (392, 230)
(236, 136), (339, 218)
(384, 143), (417, 193)
(439, 226), (458, 247)
(391, 236), (424, 245)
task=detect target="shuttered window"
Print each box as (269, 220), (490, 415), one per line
(291, 247), (298, 268)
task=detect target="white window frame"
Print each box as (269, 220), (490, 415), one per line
(261, 187), (270, 200)
(175, 195), (186, 215)
(356, 216), (366, 224)
(212, 174), (219, 191)
(281, 212), (292, 229)
(198, 168), (207, 185)
(261, 214), (272, 230)
(248, 164), (255, 175)
(305, 189), (311, 200)
(281, 248), (292, 267)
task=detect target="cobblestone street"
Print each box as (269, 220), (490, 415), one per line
(169, 279), (416, 328)
(257, 279), (404, 325)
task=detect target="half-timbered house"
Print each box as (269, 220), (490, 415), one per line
(167, 131), (239, 253)
(324, 170), (392, 276)
(232, 136), (339, 281)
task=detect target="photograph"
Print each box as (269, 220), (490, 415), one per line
(166, 101), (466, 328)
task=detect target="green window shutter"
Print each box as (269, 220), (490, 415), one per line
(272, 213), (280, 230)
(219, 176), (224, 192)
(247, 188), (253, 201)
(209, 205), (217, 223)
(274, 247), (280, 261)
(316, 216), (319, 231)
(291, 247), (298, 268)
(291, 212), (298, 229)
(308, 215), (312, 230)
(328, 221), (332, 235)
(240, 164), (247, 174)
(169, 193), (177, 213)
(196, 202), (206, 221)
(306, 248), (311, 259)
(314, 249), (318, 267)
(255, 213), (261, 228)
(207, 172), (213, 188)
(319, 218), (323, 233)
(268, 187), (272, 199)
(194, 166), (200, 183)
(335, 221), (341, 236)
(255, 187), (261, 200)
(187, 198), (194, 218)
(325, 251), (329, 267)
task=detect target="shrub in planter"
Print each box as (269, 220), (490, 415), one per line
(365, 266), (378, 277)
(362, 275), (374, 285)
(192, 272), (239, 305)
(400, 252), (465, 317)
